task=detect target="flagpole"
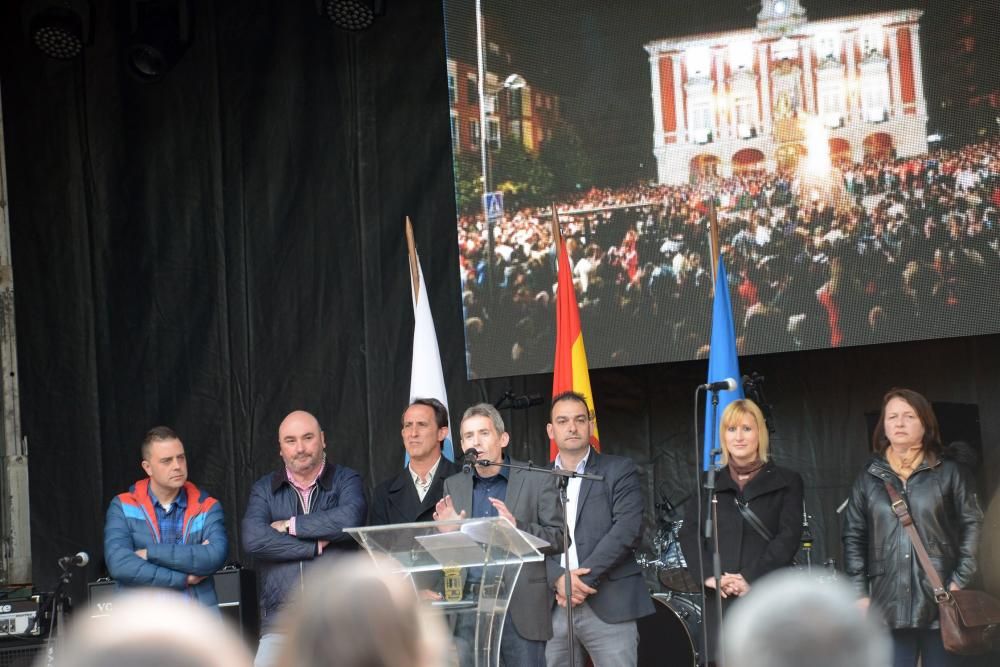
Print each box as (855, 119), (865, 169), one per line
(708, 197), (720, 293)
(549, 200), (579, 667)
(405, 216), (420, 304)
(550, 201), (561, 250)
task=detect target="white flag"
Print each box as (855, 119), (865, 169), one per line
(408, 258), (455, 462)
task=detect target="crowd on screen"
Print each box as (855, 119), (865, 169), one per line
(458, 139), (1000, 376)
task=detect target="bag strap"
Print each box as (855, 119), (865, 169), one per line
(883, 481), (950, 602)
(735, 497), (774, 542)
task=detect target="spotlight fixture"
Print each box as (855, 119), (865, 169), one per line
(22, 0), (94, 60)
(316, 0), (385, 31)
(125, 0), (193, 82)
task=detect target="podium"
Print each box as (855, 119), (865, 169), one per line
(346, 517), (544, 667)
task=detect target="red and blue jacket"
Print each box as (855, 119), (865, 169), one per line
(103, 478), (228, 606)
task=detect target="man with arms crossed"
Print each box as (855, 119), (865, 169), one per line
(545, 391), (655, 667)
(242, 410), (367, 667)
(104, 426), (228, 605)
(434, 403), (563, 667)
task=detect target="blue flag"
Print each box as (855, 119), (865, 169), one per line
(703, 256), (744, 470)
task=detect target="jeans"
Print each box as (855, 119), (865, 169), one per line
(891, 628), (965, 667)
(546, 600), (639, 667)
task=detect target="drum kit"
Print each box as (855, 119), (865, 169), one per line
(635, 497), (839, 666)
(636, 506), (704, 666)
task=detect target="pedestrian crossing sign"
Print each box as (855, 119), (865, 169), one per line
(484, 192), (504, 220)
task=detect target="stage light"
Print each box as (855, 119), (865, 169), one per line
(316, 0), (385, 31)
(21, 0), (93, 60)
(124, 0), (193, 82)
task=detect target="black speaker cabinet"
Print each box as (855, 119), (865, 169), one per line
(0, 638), (46, 667)
(88, 566), (258, 639)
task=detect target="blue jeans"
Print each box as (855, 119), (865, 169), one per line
(499, 610), (546, 667)
(891, 628), (965, 667)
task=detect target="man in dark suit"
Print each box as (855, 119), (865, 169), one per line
(545, 391), (654, 667)
(434, 403), (563, 667)
(369, 398), (460, 526)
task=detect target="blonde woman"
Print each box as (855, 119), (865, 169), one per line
(679, 398), (804, 665)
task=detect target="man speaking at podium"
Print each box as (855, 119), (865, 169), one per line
(435, 403), (563, 667)
(103, 426), (228, 606)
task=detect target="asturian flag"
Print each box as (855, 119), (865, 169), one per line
(406, 218), (455, 463)
(703, 255), (744, 470)
(550, 217), (600, 460)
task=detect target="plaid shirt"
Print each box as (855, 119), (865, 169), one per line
(150, 488), (187, 545)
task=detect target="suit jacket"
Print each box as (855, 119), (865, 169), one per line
(443, 458), (564, 642)
(368, 456), (462, 526)
(545, 449), (655, 624)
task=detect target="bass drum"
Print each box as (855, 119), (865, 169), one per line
(637, 593), (702, 667)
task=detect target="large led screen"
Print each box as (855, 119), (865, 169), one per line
(445, 0), (1000, 379)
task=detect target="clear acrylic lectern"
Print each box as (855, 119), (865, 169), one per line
(346, 517), (545, 667)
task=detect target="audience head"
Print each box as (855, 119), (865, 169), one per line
(278, 555), (448, 667)
(722, 570), (891, 667)
(43, 590), (252, 667)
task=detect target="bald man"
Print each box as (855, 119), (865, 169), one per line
(241, 410), (367, 667)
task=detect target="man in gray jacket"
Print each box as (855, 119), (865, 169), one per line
(435, 403), (563, 667)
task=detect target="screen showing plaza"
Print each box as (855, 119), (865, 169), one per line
(444, 0), (1000, 379)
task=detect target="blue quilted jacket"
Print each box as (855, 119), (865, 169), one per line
(103, 478), (228, 606)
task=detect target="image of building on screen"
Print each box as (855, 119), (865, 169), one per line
(646, 1), (928, 184)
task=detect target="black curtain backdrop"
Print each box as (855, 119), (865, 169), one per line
(1, 1), (999, 607)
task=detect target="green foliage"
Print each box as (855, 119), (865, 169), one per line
(539, 124), (595, 197)
(452, 155), (484, 215)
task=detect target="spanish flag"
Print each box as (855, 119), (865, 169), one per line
(550, 213), (600, 460)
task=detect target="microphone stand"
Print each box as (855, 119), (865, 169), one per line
(800, 501), (813, 572)
(701, 388), (725, 667)
(44, 558), (77, 665)
(475, 458), (603, 667)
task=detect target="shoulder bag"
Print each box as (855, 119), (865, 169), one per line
(884, 481), (1000, 655)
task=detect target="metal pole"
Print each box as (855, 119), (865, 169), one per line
(474, 0), (495, 291)
(0, 81), (30, 585)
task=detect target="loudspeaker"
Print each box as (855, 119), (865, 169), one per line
(88, 566), (258, 639)
(213, 567), (259, 641)
(0, 638), (46, 667)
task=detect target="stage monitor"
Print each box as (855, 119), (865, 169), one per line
(443, 0), (1000, 379)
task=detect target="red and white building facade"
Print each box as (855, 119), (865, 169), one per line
(446, 57), (560, 157)
(645, 0), (928, 184)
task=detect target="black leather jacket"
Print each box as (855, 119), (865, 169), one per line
(842, 454), (983, 629)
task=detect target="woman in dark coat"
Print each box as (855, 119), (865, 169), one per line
(679, 398), (804, 665)
(842, 388), (983, 667)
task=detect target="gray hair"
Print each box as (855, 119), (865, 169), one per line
(722, 570), (891, 667)
(460, 403), (506, 436)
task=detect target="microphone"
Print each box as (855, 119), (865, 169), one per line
(508, 394), (544, 409)
(801, 502), (813, 549)
(58, 551), (89, 569)
(461, 449), (479, 474)
(701, 378), (738, 392)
